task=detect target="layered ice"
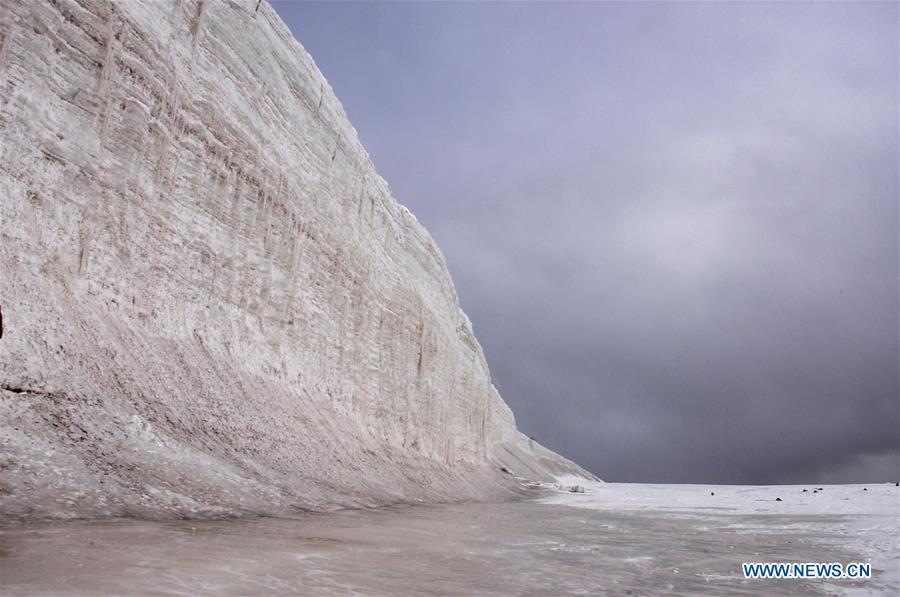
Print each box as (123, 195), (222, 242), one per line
(0, 0), (591, 521)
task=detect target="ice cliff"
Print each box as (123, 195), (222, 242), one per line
(0, 0), (593, 520)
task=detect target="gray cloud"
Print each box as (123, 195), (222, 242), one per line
(273, 1), (899, 483)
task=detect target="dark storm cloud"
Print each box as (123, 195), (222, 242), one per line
(272, 1), (899, 483)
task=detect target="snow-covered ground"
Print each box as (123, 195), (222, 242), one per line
(2, 482), (897, 596)
(543, 477), (900, 595)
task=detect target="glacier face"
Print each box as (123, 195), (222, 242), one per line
(0, 0), (591, 520)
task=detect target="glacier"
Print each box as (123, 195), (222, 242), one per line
(0, 0), (591, 521)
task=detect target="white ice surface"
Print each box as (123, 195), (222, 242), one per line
(544, 477), (900, 594)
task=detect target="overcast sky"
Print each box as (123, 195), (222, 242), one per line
(272, 1), (899, 484)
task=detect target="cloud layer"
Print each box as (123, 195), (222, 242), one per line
(273, 1), (899, 483)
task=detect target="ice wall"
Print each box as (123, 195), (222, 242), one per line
(0, 0), (592, 520)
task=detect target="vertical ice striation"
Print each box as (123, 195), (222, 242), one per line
(0, 0), (593, 520)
